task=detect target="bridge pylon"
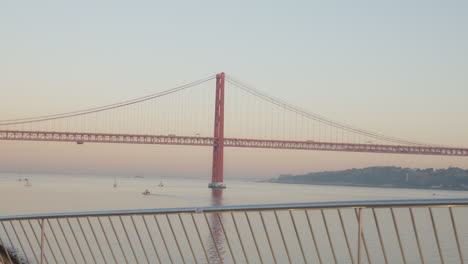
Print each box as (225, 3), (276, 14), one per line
(209, 72), (226, 189)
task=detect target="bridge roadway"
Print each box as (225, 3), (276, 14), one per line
(1, 130), (468, 157)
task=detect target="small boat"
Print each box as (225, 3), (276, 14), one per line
(24, 179), (32, 187)
(142, 189), (151, 195)
(17, 171), (23, 182)
(158, 178), (164, 187)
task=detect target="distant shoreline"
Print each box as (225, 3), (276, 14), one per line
(266, 180), (468, 192)
(267, 166), (468, 192)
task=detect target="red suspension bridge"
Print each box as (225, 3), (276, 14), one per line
(1, 73), (467, 188)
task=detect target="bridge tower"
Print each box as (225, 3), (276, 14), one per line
(209, 72), (226, 188)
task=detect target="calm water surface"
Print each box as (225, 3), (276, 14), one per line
(1, 173), (467, 215)
(1, 174), (468, 264)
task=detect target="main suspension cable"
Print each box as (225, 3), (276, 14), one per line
(226, 74), (431, 146)
(0, 75), (215, 126)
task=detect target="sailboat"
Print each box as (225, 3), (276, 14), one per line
(24, 178), (32, 187)
(17, 170), (23, 182)
(158, 177), (164, 187)
(113, 176), (117, 188)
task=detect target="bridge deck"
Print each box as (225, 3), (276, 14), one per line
(1, 130), (467, 156)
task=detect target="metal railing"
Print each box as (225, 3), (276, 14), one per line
(0, 198), (467, 264)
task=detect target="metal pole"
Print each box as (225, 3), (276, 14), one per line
(46, 219), (67, 264)
(260, 212), (278, 264)
(203, 213), (223, 264)
(390, 208), (407, 264)
(289, 210), (306, 263)
(357, 208), (363, 264)
(86, 217), (108, 264)
(154, 215), (174, 264)
(130, 216), (150, 264)
(40, 221), (58, 264)
(97, 217), (118, 264)
(28, 220), (49, 264)
(165, 215), (186, 264)
(305, 210), (322, 264)
(354, 208), (371, 264)
(108, 216), (129, 264)
(9, 221), (30, 263)
(216, 213), (235, 264)
(192, 214), (210, 264)
(338, 209), (354, 264)
(274, 211), (291, 264)
(231, 212), (249, 264)
(429, 208), (444, 264)
(77, 218), (97, 264)
(118, 216), (138, 263)
(178, 214), (198, 264)
(245, 212), (264, 264)
(1, 221), (21, 264)
(66, 218), (87, 264)
(372, 208), (388, 264)
(449, 207), (464, 264)
(409, 208), (424, 264)
(40, 219), (45, 264)
(141, 215), (162, 264)
(19, 220), (40, 264)
(0, 222), (14, 264)
(321, 209), (337, 264)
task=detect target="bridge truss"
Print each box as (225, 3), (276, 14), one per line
(1, 130), (467, 157)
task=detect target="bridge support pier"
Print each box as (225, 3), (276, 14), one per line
(209, 73), (226, 189)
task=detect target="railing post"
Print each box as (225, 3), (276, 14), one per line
(449, 207), (465, 264)
(40, 219), (45, 264)
(409, 208), (425, 264)
(321, 210), (337, 264)
(357, 208), (363, 264)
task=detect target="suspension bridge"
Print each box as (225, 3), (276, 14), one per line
(1, 73), (467, 188)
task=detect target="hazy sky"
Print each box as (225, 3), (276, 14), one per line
(1, 1), (467, 178)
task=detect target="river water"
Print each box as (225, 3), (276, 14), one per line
(1, 174), (467, 215)
(1, 174), (467, 263)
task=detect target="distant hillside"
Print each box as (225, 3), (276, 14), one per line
(269, 167), (468, 190)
